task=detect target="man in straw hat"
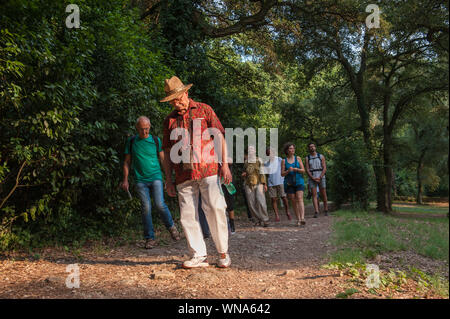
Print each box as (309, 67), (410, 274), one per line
(160, 76), (232, 268)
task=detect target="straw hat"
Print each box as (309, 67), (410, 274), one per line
(160, 76), (193, 102)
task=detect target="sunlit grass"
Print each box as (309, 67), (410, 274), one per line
(330, 210), (449, 263)
(392, 205), (448, 214)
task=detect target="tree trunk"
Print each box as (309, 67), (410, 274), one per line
(391, 168), (397, 198)
(374, 164), (389, 213)
(416, 155), (425, 205)
(383, 135), (394, 212)
(416, 175), (423, 205)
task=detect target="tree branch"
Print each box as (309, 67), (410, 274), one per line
(140, 1), (162, 20)
(0, 161), (27, 210)
(193, 0), (278, 38)
(388, 84), (449, 134)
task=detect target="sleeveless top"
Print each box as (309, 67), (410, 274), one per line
(307, 153), (323, 179)
(284, 156), (305, 187)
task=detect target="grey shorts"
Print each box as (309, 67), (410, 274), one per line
(308, 176), (326, 189)
(268, 184), (286, 198)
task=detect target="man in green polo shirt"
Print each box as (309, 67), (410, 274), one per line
(121, 116), (180, 249)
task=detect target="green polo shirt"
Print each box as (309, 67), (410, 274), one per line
(125, 135), (163, 183)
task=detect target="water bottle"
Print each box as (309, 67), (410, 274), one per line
(221, 177), (236, 195)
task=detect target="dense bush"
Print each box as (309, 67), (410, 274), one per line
(328, 138), (372, 210)
(0, 0), (173, 249)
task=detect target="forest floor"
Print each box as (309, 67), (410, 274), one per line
(0, 203), (448, 299)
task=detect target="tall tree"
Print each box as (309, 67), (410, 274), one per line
(399, 99), (449, 204)
(136, 0), (449, 212)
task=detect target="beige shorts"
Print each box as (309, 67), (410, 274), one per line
(268, 184), (286, 198)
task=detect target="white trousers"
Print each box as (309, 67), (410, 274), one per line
(176, 175), (229, 257)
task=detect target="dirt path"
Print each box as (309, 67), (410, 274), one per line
(0, 205), (446, 299)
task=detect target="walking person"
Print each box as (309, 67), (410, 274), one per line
(160, 76), (232, 269)
(242, 145), (270, 227)
(121, 116), (181, 249)
(306, 184), (320, 201)
(305, 142), (328, 218)
(281, 142), (306, 226)
(241, 153), (254, 222)
(221, 162), (237, 234)
(198, 183), (236, 238)
(264, 147), (291, 222)
(198, 195), (211, 239)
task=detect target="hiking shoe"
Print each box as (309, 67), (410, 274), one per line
(313, 212), (318, 218)
(324, 211), (329, 216)
(169, 225), (181, 241)
(263, 222), (269, 227)
(182, 256), (209, 269)
(229, 220), (235, 234)
(301, 220), (306, 226)
(286, 213), (292, 221)
(145, 239), (157, 249)
(218, 253), (231, 268)
(275, 215), (280, 222)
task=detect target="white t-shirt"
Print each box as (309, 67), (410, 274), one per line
(264, 156), (284, 187)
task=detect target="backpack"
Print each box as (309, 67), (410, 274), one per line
(128, 134), (160, 158)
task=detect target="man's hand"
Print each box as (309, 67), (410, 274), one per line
(263, 184), (268, 192)
(121, 180), (129, 191)
(165, 180), (176, 197)
(288, 167), (294, 172)
(220, 164), (232, 184)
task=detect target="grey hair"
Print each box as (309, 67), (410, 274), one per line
(136, 116), (151, 126)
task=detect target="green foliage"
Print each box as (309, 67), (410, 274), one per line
(335, 288), (359, 299)
(392, 205), (449, 215)
(328, 139), (372, 209)
(409, 267), (449, 298)
(0, 0), (173, 249)
(394, 168), (417, 197)
(324, 261), (449, 298)
(1, 0), (448, 250)
(394, 99), (449, 200)
(331, 210), (449, 263)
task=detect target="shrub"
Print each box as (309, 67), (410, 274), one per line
(0, 0), (173, 249)
(328, 139), (371, 210)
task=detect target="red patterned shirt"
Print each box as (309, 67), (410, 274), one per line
(162, 99), (225, 185)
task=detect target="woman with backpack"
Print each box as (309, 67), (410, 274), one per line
(281, 142), (306, 226)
